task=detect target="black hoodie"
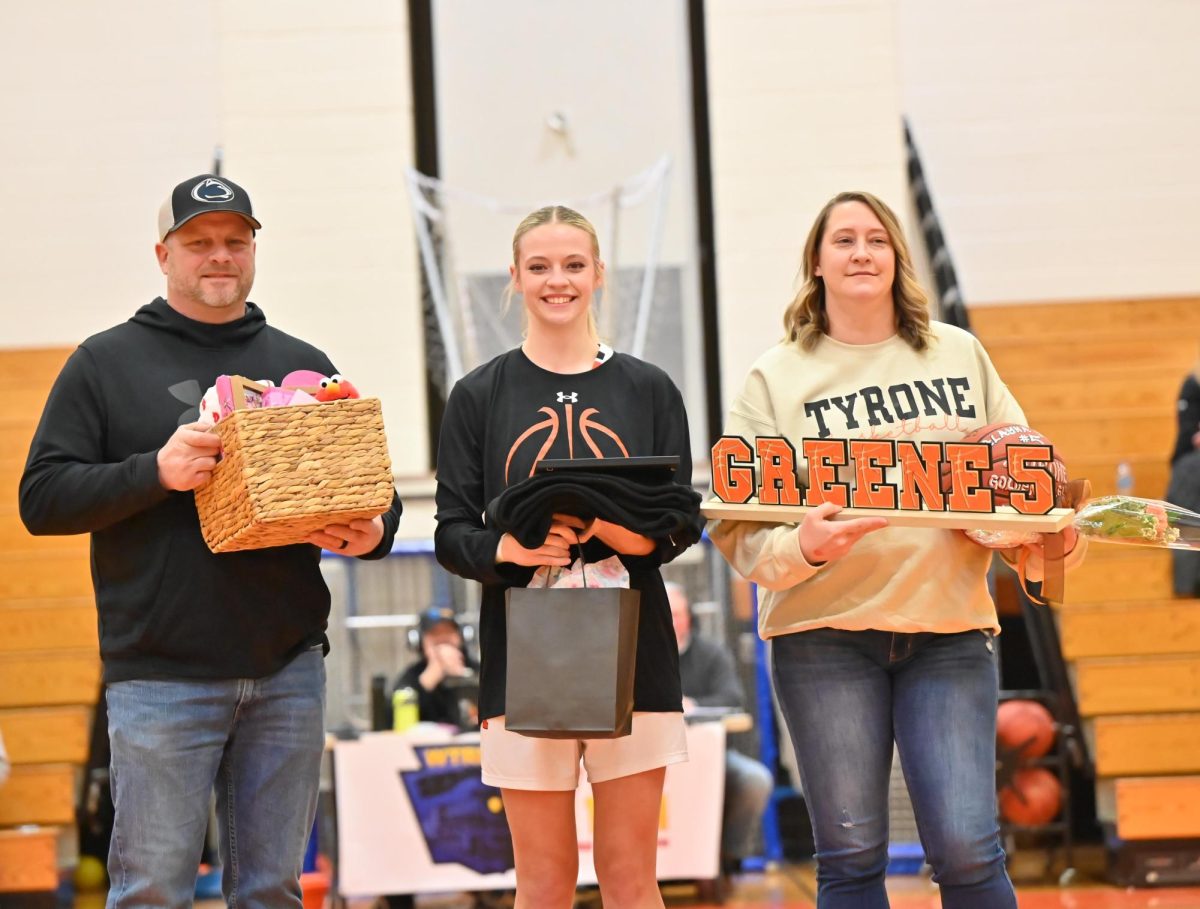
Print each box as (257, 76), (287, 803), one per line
(20, 297), (402, 683)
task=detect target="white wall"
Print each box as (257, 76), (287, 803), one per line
(0, 2), (221, 334)
(897, 0), (1200, 305)
(433, 0), (698, 269)
(0, 1), (427, 475)
(705, 0), (912, 407)
(432, 0), (708, 453)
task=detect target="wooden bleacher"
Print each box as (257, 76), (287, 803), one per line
(973, 297), (1200, 847)
(0, 347), (97, 892)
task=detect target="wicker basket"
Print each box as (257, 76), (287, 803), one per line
(195, 397), (394, 553)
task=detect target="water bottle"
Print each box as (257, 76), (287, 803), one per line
(1115, 460), (1134, 497)
(392, 686), (419, 732)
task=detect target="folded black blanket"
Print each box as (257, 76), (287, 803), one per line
(486, 471), (703, 551)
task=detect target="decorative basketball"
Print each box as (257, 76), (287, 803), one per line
(998, 767), (1062, 826)
(997, 699), (1056, 760)
(942, 423), (1069, 549)
(956, 422), (1069, 506)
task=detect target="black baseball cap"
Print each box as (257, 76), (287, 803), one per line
(418, 606), (461, 635)
(158, 174), (262, 242)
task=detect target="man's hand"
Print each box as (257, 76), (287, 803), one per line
(157, 423), (223, 491)
(432, 642), (466, 676)
(798, 501), (888, 565)
(309, 516), (385, 556)
(419, 642), (467, 690)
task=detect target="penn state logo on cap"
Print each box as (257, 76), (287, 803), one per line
(159, 173), (262, 241)
(190, 177), (236, 204)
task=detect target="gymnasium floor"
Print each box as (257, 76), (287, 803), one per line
(78, 861), (1196, 909)
(691, 866), (1200, 908)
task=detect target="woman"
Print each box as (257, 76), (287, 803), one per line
(710, 191), (1083, 908)
(434, 205), (700, 909)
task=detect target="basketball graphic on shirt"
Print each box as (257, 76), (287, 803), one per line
(504, 399), (630, 483)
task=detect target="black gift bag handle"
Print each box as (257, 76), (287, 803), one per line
(539, 540), (589, 589)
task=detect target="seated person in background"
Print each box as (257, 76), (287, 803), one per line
(394, 606), (479, 728)
(668, 582), (775, 870)
(1169, 355), (1200, 596)
(1170, 355), (1200, 470)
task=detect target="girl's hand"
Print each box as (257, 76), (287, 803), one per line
(553, 512), (655, 556)
(797, 501), (888, 565)
(496, 521), (578, 567)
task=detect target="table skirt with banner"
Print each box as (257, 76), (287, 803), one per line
(332, 720), (726, 896)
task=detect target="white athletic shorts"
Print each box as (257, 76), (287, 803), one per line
(480, 711), (689, 790)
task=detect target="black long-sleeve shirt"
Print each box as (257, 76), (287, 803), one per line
(433, 348), (702, 721)
(20, 297), (402, 683)
(394, 654), (479, 727)
(1172, 374), (1200, 467)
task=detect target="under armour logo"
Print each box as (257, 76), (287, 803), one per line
(169, 379), (203, 425)
(556, 392), (578, 403)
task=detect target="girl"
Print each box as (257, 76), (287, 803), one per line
(434, 205), (701, 909)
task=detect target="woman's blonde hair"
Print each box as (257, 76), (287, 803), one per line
(504, 205), (602, 342)
(782, 190), (932, 352)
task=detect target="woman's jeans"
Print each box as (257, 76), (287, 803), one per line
(105, 647), (326, 909)
(772, 628), (1016, 909)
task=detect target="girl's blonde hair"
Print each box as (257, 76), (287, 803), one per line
(504, 205), (602, 342)
(782, 190), (932, 352)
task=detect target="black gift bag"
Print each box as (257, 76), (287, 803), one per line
(504, 578), (640, 739)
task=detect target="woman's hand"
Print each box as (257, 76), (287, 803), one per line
(495, 521), (578, 567)
(1018, 525), (1079, 578)
(554, 513), (656, 556)
(797, 501), (888, 565)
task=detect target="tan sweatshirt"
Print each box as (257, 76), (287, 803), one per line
(709, 322), (1084, 638)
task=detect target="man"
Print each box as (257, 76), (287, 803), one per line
(668, 582), (774, 870)
(20, 174), (403, 908)
(394, 606), (479, 729)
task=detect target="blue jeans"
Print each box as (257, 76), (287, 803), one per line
(772, 629), (1015, 909)
(105, 648), (325, 909)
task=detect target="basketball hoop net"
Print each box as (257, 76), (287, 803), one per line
(405, 156), (672, 396)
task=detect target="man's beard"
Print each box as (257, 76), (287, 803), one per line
(184, 273), (253, 310)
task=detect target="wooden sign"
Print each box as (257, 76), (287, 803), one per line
(702, 435), (1074, 532)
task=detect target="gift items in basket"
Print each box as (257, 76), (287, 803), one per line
(194, 374), (394, 553)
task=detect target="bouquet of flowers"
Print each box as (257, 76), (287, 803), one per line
(1073, 495), (1200, 551)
